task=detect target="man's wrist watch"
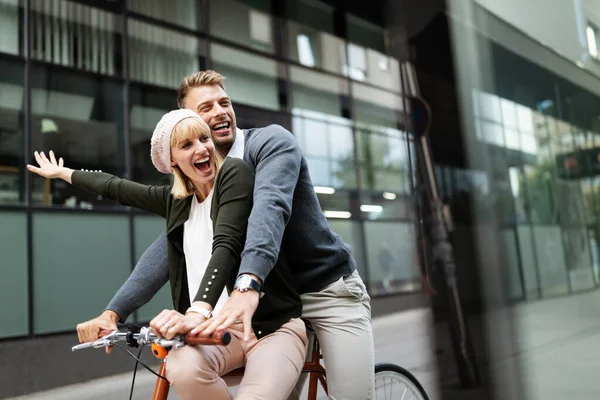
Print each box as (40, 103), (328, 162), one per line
(234, 274), (261, 293)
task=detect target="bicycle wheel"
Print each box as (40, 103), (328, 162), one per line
(374, 363), (429, 400)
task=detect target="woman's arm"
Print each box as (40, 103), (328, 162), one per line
(27, 151), (170, 217)
(76, 232), (171, 345)
(192, 158), (255, 308)
(106, 231), (170, 322)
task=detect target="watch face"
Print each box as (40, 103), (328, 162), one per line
(237, 275), (251, 288)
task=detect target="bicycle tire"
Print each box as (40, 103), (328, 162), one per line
(374, 363), (430, 400)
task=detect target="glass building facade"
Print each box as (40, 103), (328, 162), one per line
(0, 0), (418, 340)
(445, 0), (600, 301)
(4, 0), (600, 398)
(443, 0), (600, 398)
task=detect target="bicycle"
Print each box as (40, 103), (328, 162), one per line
(72, 325), (429, 400)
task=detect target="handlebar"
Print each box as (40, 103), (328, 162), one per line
(72, 326), (231, 352)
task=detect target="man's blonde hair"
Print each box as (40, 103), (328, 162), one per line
(169, 117), (224, 199)
(177, 70), (226, 109)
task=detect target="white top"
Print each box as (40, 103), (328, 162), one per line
(227, 128), (245, 159)
(183, 189), (229, 315)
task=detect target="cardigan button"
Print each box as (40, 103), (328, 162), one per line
(203, 295), (207, 299)
(208, 281), (212, 285)
(214, 269), (218, 273)
(258, 331), (262, 335)
(205, 288), (209, 291)
(211, 275), (216, 279)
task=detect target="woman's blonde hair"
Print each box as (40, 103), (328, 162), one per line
(169, 117), (224, 199)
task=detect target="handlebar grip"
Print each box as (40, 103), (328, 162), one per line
(71, 342), (95, 351)
(185, 331), (231, 346)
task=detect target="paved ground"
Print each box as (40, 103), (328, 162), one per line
(9, 289), (600, 399)
(7, 309), (440, 400)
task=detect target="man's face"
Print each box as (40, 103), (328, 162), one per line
(182, 85), (237, 154)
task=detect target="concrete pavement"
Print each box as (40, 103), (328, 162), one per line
(6, 309), (441, 400)
(10, 289), (600, 400)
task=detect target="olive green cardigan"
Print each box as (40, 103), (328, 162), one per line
(71, 157), (301, 339)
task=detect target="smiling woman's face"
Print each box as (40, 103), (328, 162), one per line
(170, 118), (218, 188)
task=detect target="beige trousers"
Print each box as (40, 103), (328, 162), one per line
(289, 270), (374, 400)
(166, 318), (308, 400)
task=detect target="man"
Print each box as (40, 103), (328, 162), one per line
(77, 70), (374, 399)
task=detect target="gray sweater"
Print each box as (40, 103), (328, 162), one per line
(107, 125), (356, 321)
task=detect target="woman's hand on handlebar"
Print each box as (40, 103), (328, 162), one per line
(76, 310), (120, 354)
(150, 309), (207, 340)
(26, 150), (74, 183)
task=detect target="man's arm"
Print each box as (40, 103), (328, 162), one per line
(105, 231), (170, 322)
(195, 126), (302, 340)
(238, 125), (302, 281)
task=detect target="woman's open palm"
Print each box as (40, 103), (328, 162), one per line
(27, 150), (66, 179)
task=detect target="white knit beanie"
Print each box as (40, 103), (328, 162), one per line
(151, 109), (201, 174)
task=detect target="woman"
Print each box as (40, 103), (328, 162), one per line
(27, 109), (307, 400)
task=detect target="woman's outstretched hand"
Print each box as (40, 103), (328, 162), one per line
(26, 150), (73, 183)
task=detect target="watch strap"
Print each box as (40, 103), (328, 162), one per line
(234, 274), (262, 292)
(185, 305), (212, 319)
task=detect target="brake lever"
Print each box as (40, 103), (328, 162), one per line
(71, 330), (117, 352)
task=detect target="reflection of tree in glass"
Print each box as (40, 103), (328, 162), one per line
(379, 240), (395, 291)
(334, 129), (406, 191)
(521, 159), (593, 271)
(520, 161), (558, 224)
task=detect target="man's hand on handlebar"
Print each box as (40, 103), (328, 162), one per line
(191, 290), (259, 341)
(76, 310), (120, 354)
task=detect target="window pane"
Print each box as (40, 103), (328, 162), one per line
(286, 0), (334, 34)
(0, 57), (24, 204)
(293, 112), (357, 189)
(33, 213), (131, 333)
(515, 226), (540, 299)
(290, 66), (348, 116)
(209, 0), (274, 53)
(563, 227), (595, 293)
(129, 84), (177, 185)
(317, 190), (351, 214)
(304, 157), (329, 187)
(329, 123), (354, 161)
(360, 191), (412, 221)
(287, 20), (345, 75)
(128, 0), (197, 30)
(211, 43), (280, 110)
(0, 0), (21, 55)
(30, 0), (122, 76)
(477, 90), (502, 123)
(302, 118), (328, 158)
(353, 82), (403, 128)
(346, 14), (386, 54)
(357, 128), (410, 194)
(30, 65), (125, 208)
(327, 219), (367, 279)
(128, 19), (202, 89)
(364, 221), (421, 295)
(343, 43), (401, 92)
(329, 122), (357, 188)
(134, 215), (172, 322)
(0, 211), (28, 338)
(532, 226), (569, 297)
